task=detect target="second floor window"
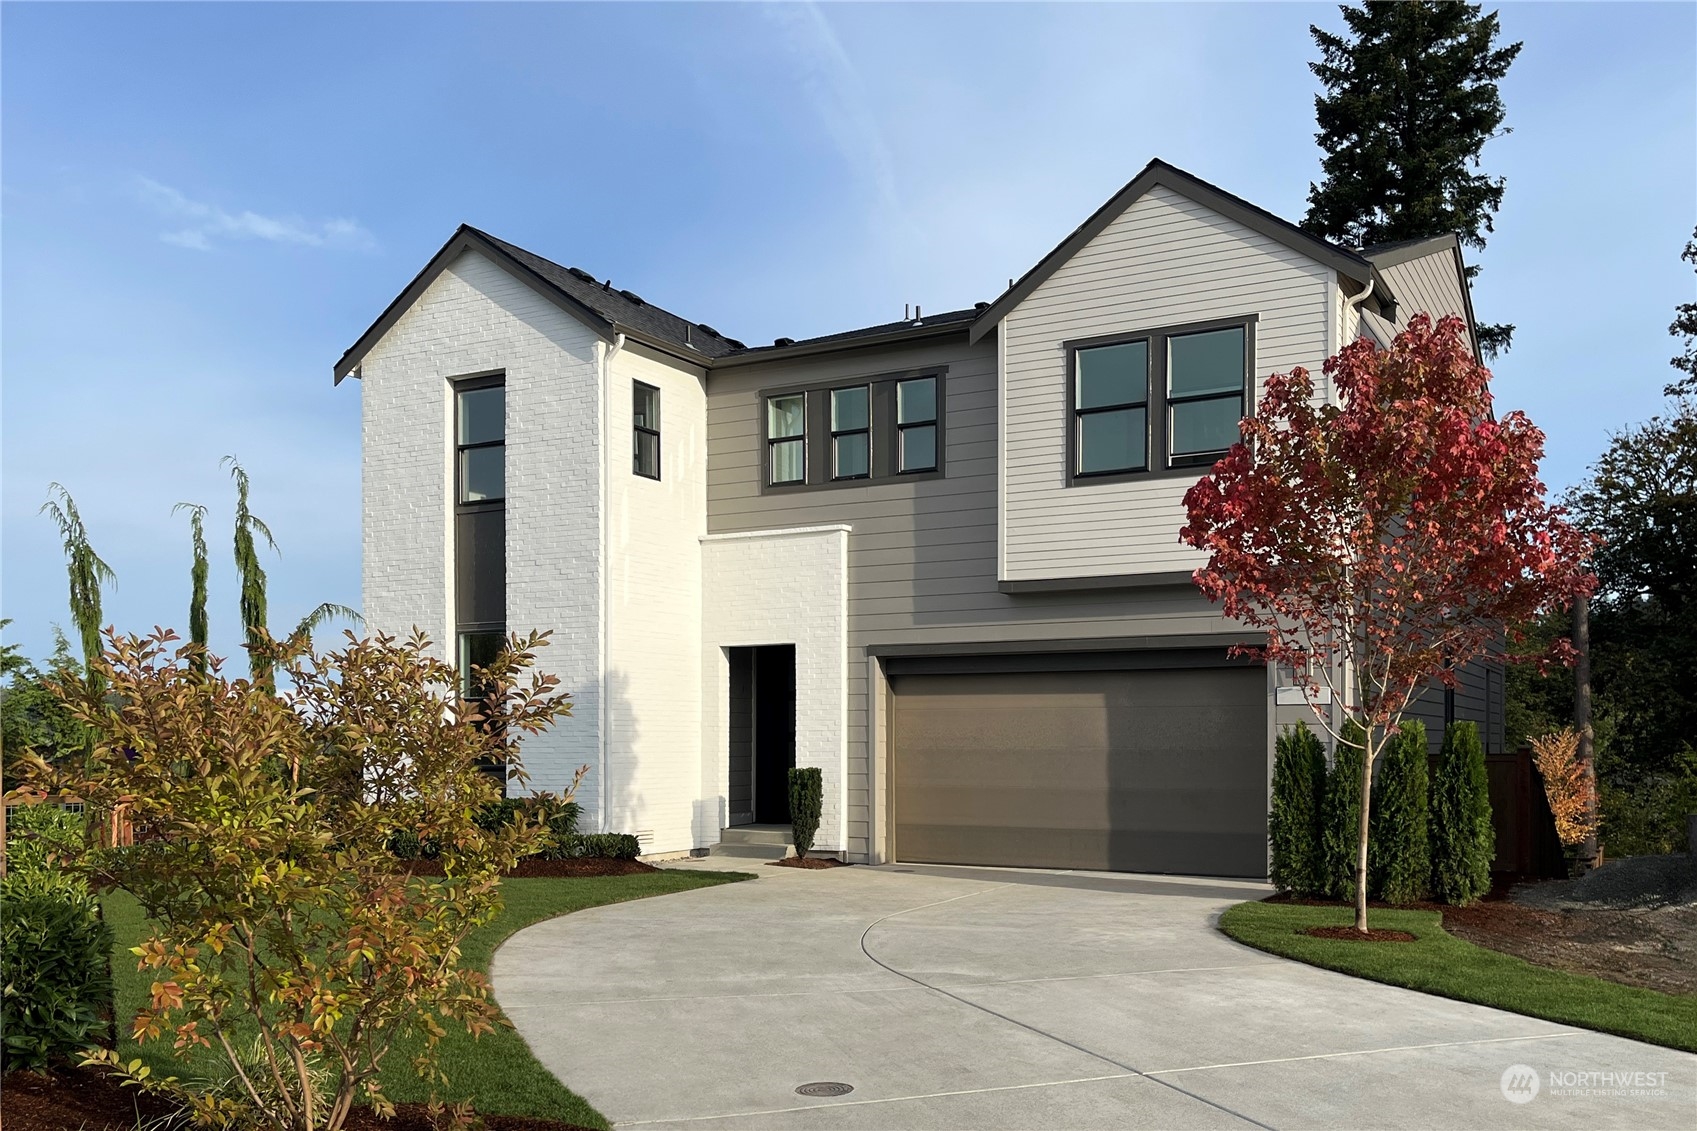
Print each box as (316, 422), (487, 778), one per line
(457, 381), (504, 503)
(763, 370), (946, 489)
(767, 393), (806, 485)
(1074, 341), (1148, 477)
(1167, 327), (1246, 466)
(830, 386), (870, 480)
(897, 377), (938, 472)
(633, 381), (661, 479)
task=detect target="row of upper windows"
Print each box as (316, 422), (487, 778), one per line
(450, 316), (1249, 497)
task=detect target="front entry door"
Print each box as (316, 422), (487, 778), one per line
(727, 645), (797, 827)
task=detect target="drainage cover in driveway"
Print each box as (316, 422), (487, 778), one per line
(795, 1082), (854, 1097)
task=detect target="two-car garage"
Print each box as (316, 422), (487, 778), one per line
(887, 651), (1270, 878)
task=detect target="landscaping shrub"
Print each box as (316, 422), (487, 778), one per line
(1599, 750), (1697, 856)
(1430, 721), (1494, 905)
(788, 767), (823, 859)
(1369, 721), (1430, 904)
(1, 809), (112, 1071)
(1321, 721), (1367, 901)
(1268, 725), (1327, 894)
(550, 832), (640, 860)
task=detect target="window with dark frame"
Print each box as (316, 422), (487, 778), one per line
(456, 383), (505, 503)
(830, 386), (871, 480)
(1073, 340), (1149, 477)
(1067, 317), (1252, 483)
(896, 376), (938, 473)
(1166, 326), (1246, 466)
(633, 381), (661, 480)
(767, 393), (806, 484)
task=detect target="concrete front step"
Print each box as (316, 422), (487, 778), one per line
(707, 842), (793, 861)
(718, 824), (793, 848)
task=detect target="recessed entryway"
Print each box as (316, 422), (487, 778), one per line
(726, 644), (796, 827)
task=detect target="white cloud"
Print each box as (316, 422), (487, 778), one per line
(136, 177), (375, 252)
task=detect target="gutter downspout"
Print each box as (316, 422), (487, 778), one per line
(599, 332), (626, 832)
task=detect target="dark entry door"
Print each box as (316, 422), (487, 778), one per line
(727, 645), (797, 827)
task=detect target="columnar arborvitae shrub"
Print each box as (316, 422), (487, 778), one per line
(1, 807), (113, 1071)
(1321, 720), (1368, 901)
(788, 767), (823, 859)
(1369, 721), (1430, 904)
(1268, 725), (1327, 894)
(1430, 720), (1495, 904)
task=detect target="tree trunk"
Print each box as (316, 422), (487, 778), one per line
(1573, 593), (1600, 869)
(1354, 730), (1376, 932)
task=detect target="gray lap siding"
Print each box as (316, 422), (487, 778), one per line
(706, 333), (1253, 861)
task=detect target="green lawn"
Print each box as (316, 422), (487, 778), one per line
(1218, 900), (1697, 1054)
(103, 869), (751, 1128)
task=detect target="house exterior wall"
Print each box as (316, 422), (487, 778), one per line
(700, 526), (850, 851)
(999, 184), (1334, 582)
(1378, 250), (1473, 342)
(358, 248), (607, 813)
(706, 335), (1255, 863)
(606, 344), (710, 853)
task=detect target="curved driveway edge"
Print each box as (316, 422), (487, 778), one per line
(493, 861), (1696, 1129)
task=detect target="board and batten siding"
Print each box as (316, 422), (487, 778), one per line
(1000, 184), (1334, 582)
(705, 335), (1258, 862)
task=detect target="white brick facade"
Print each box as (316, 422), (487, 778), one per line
(700, 527), (850, 852)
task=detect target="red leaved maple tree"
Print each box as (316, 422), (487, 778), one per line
(1180, 314), (1595, 931)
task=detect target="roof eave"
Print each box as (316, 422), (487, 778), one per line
(968, 160), (1381, 345)
(711, 319), (975, 368)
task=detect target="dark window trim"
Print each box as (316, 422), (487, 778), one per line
(828, 385), (872, 481)
(1064, 315), (1257, 487)
(760, 366), (948, 494)
(633, 380), (661, 481)
(453, 372), (506, 511)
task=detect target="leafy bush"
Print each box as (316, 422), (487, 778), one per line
(1600, 749), (1697, 856)
(26, 627), (578, 1131)
(1369, 721), (1430, 903)
(1, 814), (113, 1071)
(385, 827), (440, 861)
(1269, 726), (1327, 894)
(1321, 721), (1367, 901)
(788, 767), (822, 859)
(563, 833), (640, 860)
(1430, 721), (1494, 905)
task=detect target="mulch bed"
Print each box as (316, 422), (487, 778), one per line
(1303, 925), (1416, 942)
(768, 856), (849, 869)
(1266, 884), (1697, 996)
(1, 1066), (600, 1131)
(404, 857), (658, 878)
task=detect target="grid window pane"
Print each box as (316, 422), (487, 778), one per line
(897, 377), (936, 424)
(768, 394), (805, 439)
(633, 384), (659, 430)
(769, 438), (805, 484)
(900, 425), (937, 472)
(460, 445), (505, 502)
(1078, 407), (1146, 474)
(834, 432), (870, 478)
(457, 386), (504, 446)
(634, 429), (659, 478)
(831, 386), (870, 431)
(1076, 342), (1148, 409)
(1168, 328), (1245, 397)
(1171, 396), (1243, 457)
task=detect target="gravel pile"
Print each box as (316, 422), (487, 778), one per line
(1514, 854), (1697, 911)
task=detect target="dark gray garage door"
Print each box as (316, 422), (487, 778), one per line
(890, 661), (1268, 877)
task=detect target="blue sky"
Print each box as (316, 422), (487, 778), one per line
(3, 1), (1693, 667)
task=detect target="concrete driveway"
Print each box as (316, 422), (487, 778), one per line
(493, 861), (1696, 1129)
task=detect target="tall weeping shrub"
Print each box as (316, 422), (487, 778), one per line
(1430, 721), (1495, 905)
(787, 767), (822, 860)
(173, 502), (211, 672)
(1268, 725), (1327, 894)
(1321, 720), (1367, 901)
(1369, 720), (1430, 903)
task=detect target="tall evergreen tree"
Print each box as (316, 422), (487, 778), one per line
(1303, 1), (1522, 358)
(1269, 725), (1328, 895)
(39, 483), (115, 687)
(1430, 720), (1494, 904)
(1665, 228), (1697, 396)
(222, 457), (278, 687)
(1368, 721), (1430, 904)
(173, 502), (211, 672)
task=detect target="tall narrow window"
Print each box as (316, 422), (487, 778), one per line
(457, 384), (505, 502)
(830, 386), (870, 480)
(767, 394), (806, 485)
(1167, 327), (1245, 466)
(896, 376), (938, 473)
(1073, 340), (1148, 476)
(633, 381), (661, 480)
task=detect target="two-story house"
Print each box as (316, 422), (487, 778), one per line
(335, 158), (1498, 878)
